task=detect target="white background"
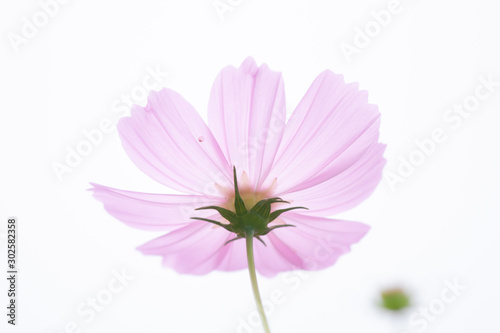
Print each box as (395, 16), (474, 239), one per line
(1, 0), (499, 332)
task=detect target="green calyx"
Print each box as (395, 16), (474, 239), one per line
(191, 167), (307, 245)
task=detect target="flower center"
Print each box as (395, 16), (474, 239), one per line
(225, 189), (270, 212)
(191, 167), (307, 245)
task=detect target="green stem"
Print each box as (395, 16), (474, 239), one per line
(245, 229), (271, 333)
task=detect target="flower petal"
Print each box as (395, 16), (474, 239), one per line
(134, 213), (368, 276)
(90, 183), (224, 230)
(207, 57), (286, 189)
(118, 89), (232, 195)
(253, 236), (303, 277)
(215, 237), (248, 272)
(256, 213), (370, 275)
(137, 220), (238, 275)
(280, 143), (386, 216)
(136, 223), (285, 275)
(264, 70), (383, 194)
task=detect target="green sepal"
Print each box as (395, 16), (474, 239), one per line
(191, 217), (233, 232)
(195, 205), (237, 222)
(255, 236), (267, 246)
(249, 197), (289, 220)
(268, 206), (308, 222)
(232, 166), (247, 216)
(224, 235), (243, 246)
(224, 234), (267, 246)
(260, 223), (296, 236)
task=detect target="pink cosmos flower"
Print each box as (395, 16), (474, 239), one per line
(91, 57), (385, 278)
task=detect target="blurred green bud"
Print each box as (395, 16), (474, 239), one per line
(380, 288), (410, 311)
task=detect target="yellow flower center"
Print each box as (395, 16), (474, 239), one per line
(224, 189), (270, 211)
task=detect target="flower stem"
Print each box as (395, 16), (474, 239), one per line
(245, 229), (271, 333)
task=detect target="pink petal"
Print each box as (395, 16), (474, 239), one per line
(279, 143), (386, 216)
(207, 57), (286, 189)
(134, 214), (368, 276)
(215, 237), (247, 272)
(137, 220), (238, 275)
(255, 213), (370, 275)
(118, 89), (232, 195)
(253, 234), (304, 276)
(136, 222), (283, 275)
(264, 70), (383, 195)
(90, 183), (224, 231)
